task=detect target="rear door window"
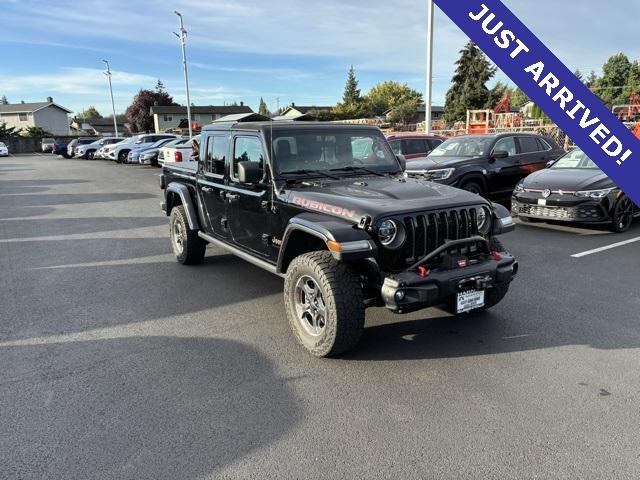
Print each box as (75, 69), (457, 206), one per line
(517, 136), (541, 153)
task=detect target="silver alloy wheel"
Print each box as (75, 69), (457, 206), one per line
(172, 220), (185, 254)
(616, 197), (633, 231)
(294, 275), (327, 337)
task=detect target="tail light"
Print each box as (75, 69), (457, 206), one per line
(174, 151), (182, 162)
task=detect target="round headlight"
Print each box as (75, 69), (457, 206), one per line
(378, 219), (398, 246)
(477, 206), (492, 234)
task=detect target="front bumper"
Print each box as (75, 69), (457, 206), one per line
(511, 193), (611, 223)
(381, 240), (517, 313)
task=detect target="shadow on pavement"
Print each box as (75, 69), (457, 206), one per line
(0, 216), (167, 238)
(0, 336), (299, 479)
(0, 238), (283, 341)
(0, 192), (157, 207)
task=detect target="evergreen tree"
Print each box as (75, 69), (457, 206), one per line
(155, 79), (166, 93)
(342, 65), (361, 105)
(574, 69), (584, 82)
(258, 97), (270, 116)
(597, 53), (631, 107)
(0, 95), (8, 105)
(444, 42), (496, 122)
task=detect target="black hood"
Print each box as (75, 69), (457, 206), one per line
(281, 175), (486, 223)
(521, 168), (613, 191)
(406, 155), (481, 170)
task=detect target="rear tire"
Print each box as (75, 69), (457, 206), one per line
(284, 251), (365, 357)
(170, 206), (206, 265)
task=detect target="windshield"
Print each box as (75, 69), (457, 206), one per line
(552, 148), (599, 169)
(0, 142), (6, 147)
(429, 136), (493, 157)
(272, 129), (399, 176)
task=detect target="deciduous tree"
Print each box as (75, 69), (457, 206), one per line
(364, 81), (422, 117)
(597, 53), (631, 108)
(125, 80), (177, 133)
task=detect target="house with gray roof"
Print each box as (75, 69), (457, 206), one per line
(0, 97), (72, 135)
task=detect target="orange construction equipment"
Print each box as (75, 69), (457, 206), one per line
(613, 93), (640, 122)
(493, 94), (512, 114)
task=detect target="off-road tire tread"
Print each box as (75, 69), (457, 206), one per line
(284, 251), (364, 357)
(170, 206), (206, 265)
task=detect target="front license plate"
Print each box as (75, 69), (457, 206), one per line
(537, 198), (547, 206)
(456, 290), (485, 313)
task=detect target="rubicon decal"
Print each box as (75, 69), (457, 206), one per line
(433, 0), (640, 206)
(291, 196), (357, 219)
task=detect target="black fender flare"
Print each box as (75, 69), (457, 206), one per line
(277, 213), (376, 274)
(165, 182), (200, 230)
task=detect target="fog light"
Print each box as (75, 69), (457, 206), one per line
(395, 291), (405, 301)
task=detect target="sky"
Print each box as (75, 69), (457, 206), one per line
(0, 0), (638, 116)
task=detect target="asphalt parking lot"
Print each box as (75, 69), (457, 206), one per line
(1, 154), (639, 479)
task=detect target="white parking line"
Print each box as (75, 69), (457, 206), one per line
(571, 236), (640, 258)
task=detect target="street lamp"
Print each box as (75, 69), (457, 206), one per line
(103, 60), (119, 136)
(425, 0), (434, 135)
(174, 10), (193, 139)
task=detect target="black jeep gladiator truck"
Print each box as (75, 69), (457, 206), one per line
(160, 118), (518, 357)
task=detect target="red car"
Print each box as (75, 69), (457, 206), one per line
(386, 134), (445, 160)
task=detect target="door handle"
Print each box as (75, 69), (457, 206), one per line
(201, 186), (213, 194)
(225, 192), (240, 201)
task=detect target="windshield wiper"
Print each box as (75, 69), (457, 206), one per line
(329, 165), (386, 177)
(280, 169), (340, 180)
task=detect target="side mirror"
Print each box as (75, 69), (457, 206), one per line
(546, 159), (556, 168)
(238, 161), (263, 184)
(491, 203), (516, 235)
(396, 154), (407, 171)
(491, 150), (509, 159)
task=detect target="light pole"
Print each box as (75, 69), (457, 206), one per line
(174, 11), (193, 139)
(425, 0), (434, 135)
(103, 60), (119, 136)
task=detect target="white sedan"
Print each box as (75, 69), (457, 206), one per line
(0, 142), (9, 156)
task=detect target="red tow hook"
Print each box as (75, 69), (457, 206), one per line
(491, 251), (503, 261)
(417, 266), (429, 278)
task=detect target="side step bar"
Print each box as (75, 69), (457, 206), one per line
(198, 231), (284, 278)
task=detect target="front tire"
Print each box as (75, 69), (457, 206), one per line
(610, 195), (634, 233)
(118, 150), (129, 164)
(284, 251), (365, 357)
(480, 282), (510, 311)
(460, 179), (485, 196)
(170, 206), (206, 265)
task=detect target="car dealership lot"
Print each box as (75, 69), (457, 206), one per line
(1, 155), (639, 479)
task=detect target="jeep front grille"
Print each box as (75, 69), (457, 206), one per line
(379, 207), (481, 272)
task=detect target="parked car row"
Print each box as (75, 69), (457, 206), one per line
(47, 133), (201, 167)
(402, 132), (638, 233)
